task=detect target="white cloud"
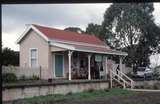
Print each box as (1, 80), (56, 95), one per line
(150, 54), (160, 68)
(2, 32), (19, 51)
(153, 3), (160, 25)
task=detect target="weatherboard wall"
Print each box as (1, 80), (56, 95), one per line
(19, 30), (51, 79)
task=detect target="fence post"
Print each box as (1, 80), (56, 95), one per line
(123, 80), (126, 89)
(40, 66), (41, 79)
(131, 80), (133, 89)
(110, 69), (112, 89)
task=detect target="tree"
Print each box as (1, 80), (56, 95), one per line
(102, 3), (160, 67)
(64, 27), (84, 34)
(2, 47), (19, 66)
(85, 23), (103, 39)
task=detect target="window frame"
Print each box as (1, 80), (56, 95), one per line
(29, 48), (38, 67)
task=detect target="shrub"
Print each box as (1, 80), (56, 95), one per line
(66, 92), (72, 95)
(31, 75), (40, 80)
(87, 88), (95, 93)
(19, 75), (26, 81)
(19, 75), (40, 81)
(104, 88), (109, 92)
(153, 84), (159, 90)
(144, 86), (151, 89)
(2, 73), (17, 83)
(134, 86), (139, 89)
(157, 76), (160, 80)
(139, 85), (144, 89)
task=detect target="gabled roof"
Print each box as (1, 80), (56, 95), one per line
(33, 24), (106, 46)
(16, 24), (128, 56)
(16, 24), (106, 46)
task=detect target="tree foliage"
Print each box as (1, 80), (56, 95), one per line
(85, 23), (103, 38)
(103, 3), (160, 67)
(100, 3), (160, 67)
(2, 47), (19, 66)
(103, 3), (154, 48)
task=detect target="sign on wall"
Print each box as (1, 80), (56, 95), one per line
(95, 55), (102, 62)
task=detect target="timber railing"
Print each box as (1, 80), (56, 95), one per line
(109, 68), (134, 89)
(117, 70), (134, 88)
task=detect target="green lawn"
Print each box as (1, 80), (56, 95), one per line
(3, 88), (134, 104)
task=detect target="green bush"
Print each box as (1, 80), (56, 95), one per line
(19, 75), (40, 81)
(139, 85), (144, 89)
(31, 75), (40, 80)
(144, 86), (151, 89)
(104, 88), (109, 92)
(66, 92), (73, 95)
(87, 88), (95, 93)
(19, 75), (27, 81)
(136, 85), (144, 89)
(134, 86), (139, 89)
(153, 84), (159, 90)
(2, 73), (17, 83)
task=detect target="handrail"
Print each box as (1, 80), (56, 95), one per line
(117, 70), (134, 88)
(110, 69), (127, 89)
(111, 70), (131, 86)
(110, 68), (134, 89)
(117, 70), (133, 82)
(111, 70), (126, 83)
(113, 64), (134, 89)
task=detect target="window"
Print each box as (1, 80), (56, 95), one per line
(30, 49), (38, 67)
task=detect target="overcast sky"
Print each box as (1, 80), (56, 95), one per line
(2, 3), (112, 51)
(2, 3), (160, 67)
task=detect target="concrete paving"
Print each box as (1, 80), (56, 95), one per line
(127, 88), (160, 92)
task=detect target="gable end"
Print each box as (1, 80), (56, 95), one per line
(16, 25), (49, 44)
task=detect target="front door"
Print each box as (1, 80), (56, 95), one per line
(55, 54), (64, 77)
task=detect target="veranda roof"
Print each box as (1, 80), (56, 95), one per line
(50, 41), (128, 56)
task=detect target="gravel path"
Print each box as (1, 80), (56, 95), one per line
(127, 88), (160, 92)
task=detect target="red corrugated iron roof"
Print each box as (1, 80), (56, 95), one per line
(33, 24), (106, 46)
(73, 44), (112, 52)
(50, 41), (127, 55)
(68, 44), (127, 55)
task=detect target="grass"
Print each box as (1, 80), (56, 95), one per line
(3, 88), (134, 104)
